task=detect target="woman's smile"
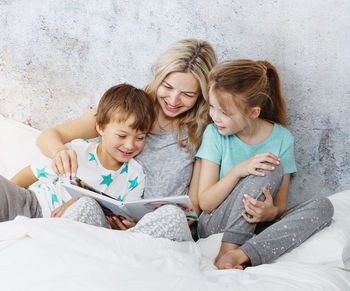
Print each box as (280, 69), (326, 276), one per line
(163, 99), (182, 113)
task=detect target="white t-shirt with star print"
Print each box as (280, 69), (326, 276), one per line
(30, 139), (145, 217)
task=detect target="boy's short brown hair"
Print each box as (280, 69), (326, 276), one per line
(96, 84), (155, 132)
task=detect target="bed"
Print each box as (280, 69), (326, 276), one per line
(1, 114), (350, 291)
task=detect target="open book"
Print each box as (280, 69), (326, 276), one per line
(63, 177), (198, 222)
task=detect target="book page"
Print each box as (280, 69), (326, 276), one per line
(63, 178), (134, 221)
(124, 195), (198, 221)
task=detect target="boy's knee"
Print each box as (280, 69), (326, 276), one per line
(78, 196), (99, 207)
(0, 175), (13, 192)
(156, 204), (183, 216)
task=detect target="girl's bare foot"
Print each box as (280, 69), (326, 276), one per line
(214, 241), (240, 264)
(214, 243), (250, 270)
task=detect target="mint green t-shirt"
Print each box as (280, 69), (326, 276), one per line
(196, 123), (297, 179)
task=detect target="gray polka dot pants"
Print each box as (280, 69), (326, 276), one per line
(197, 164), (334, 266)
(62, 197), (192, 241)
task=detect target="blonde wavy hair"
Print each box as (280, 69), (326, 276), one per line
(145, 39), (217, 153)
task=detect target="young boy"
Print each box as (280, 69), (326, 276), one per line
(0, 84), (155, 221)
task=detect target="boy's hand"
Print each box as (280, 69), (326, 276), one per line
(52, 148), (78, 177)
(235, 152), (280, 178)
(51, 199), (76, 217)
(242, 187), (278, 223)
(106, 215), (136, 230)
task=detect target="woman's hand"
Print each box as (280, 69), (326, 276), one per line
(52, 148), (78, 177)
(106, 215), (136, 230)
(235, 152), (280, 178)
(51, 199), (76, 217)
(242, 187), (279, 223)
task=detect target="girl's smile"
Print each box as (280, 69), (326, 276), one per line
(215, 125), (226, 131)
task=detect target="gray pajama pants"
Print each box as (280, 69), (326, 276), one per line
(62, 197), (193, 241)
(197, 165), (334, 266)
(198, 164), (285, 244)
(0, 175), (42, 221)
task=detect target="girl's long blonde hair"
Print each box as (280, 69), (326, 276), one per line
(145, 39), (217, 153)
(209, 59), (287, 126)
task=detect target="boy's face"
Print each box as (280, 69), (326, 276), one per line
(97, 116), (147, 167)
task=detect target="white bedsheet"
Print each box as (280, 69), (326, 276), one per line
(0, 215), (349, 291)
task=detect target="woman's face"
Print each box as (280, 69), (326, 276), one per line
(156, 72), (201, 118)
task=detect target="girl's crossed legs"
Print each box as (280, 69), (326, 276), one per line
(197, 165), (333, 269)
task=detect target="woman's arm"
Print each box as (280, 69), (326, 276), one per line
(242, 174), (290, 223)
(36, 109), (98, 176)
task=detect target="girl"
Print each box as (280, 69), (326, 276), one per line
(196, 60), (334, 269)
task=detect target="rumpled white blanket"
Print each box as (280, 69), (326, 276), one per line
(0, 216), (349, 291)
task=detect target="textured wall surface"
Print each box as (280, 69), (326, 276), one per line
(1, 0), (349, 205)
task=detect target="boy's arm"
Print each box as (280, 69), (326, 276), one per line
(10, 166), (38, 188)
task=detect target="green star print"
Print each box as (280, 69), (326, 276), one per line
(100, 173), (113, 186)
(89, 153), (97, 163)
(120, 164), (128, 174)
(128, 176), (138, 190)
(36, 167), (48, 178)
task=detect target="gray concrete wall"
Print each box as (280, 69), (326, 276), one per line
(1, 0), (349, 205)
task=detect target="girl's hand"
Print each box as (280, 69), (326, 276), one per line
(242, 187), (279, 223)
(52, 148), (78, 177)
(106, 215), (136, 230)
(51, 199), (76, 217)
(236, 152), (280, 178)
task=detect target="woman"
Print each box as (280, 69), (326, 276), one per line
(37, 39), (216, 233)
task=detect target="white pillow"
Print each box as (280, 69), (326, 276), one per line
(196, 190), (350, 269)
(0, 114), (41, 179)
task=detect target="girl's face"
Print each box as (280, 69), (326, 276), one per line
(208, 88), (248, 136)
(156, 72), (200, 118)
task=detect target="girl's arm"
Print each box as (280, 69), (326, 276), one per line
(198, 159), (241, 213)
(242, 174), (290, 222)
(188, 159), (201, 216)
(198, 152), (280, 214)
(36, 109), (99, 176)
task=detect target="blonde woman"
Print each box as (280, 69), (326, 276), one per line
(37, 39), (216, 237)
